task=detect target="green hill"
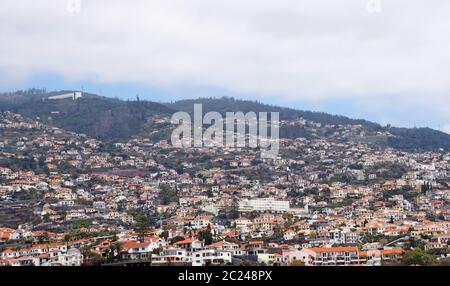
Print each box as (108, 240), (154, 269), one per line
(1, 90), (449, 151)
(0, 90), (174, 139)
(166, 97), (450, 151)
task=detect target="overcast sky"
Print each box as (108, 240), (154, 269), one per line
(1, 0), (449, 133)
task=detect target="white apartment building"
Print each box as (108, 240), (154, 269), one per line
(190, 249), (232, 266)
(238, 198), (290, 213)
(47, 92), (82, 101)
(299, 246), (360, 266)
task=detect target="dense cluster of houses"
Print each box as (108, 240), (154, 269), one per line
(0, 112), (449, 266)
(0, 225), (407, 266)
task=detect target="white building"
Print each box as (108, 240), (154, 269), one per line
(238, 198), (290, 213)
(298, 246), (360, 266)
(47, 92), (82, 101)
(55, 249), (84, 266)
(191, 249), (232, 266)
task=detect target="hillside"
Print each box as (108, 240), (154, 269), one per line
(166, 97), (450, 152)
(166, 97), (381, 130)
(0, 90), (174, 139)
(0, 90), (449, 151)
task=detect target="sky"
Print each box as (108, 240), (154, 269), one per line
(0, 0), (449, 133)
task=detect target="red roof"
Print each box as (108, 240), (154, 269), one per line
(249, 240), (264, 245)
(174, 239), (197, 245)
(122, 241), (151, 250)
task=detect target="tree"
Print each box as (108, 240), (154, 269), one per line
(170, 236), (186, 244)
(289, 260), (305, 266)
(105, 242), (123, 262)
(438, 257), (450, 266)
(176, 165), (184, 175)
(72, 219), (93, 229)
(42, 213), (50, 222)
(80, 247), (102, 266)
(152, 247), (163, 255)
(389, 216), (394, 224)
(159, 230), (169, 240)
(159, 184), (178, 205)
(379, 238), (389, 246)
(133, 211), (155, 242)
(401, 249), (437, 266)
(37, 232), (50, 243)
(197, 230), (213, 245)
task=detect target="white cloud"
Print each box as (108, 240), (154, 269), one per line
(1, 0), (450, 121)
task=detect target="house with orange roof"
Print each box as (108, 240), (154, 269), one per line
(359, 248), (404, 266)
(221, 230), (239, 239)
(282, 249), (304, 264)
(119, 240), (154, 260)
(207, 240), (240, 252)
(245, 240), (265, 255)
(70, 238), (94, 248)
(0, 248), (21, 259)
(151, 247), (190, 265)
(283, 229), (296, 241)
(0, 228), (13, 242)
(299, 246), (360, 266)
(0, 256), (34, 266)
(174, 238), (204, 251)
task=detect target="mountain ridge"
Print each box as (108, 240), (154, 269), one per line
(0, 90), (174, 139)
(1, 89), (449, 151)
(166, 97), (450, 152)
